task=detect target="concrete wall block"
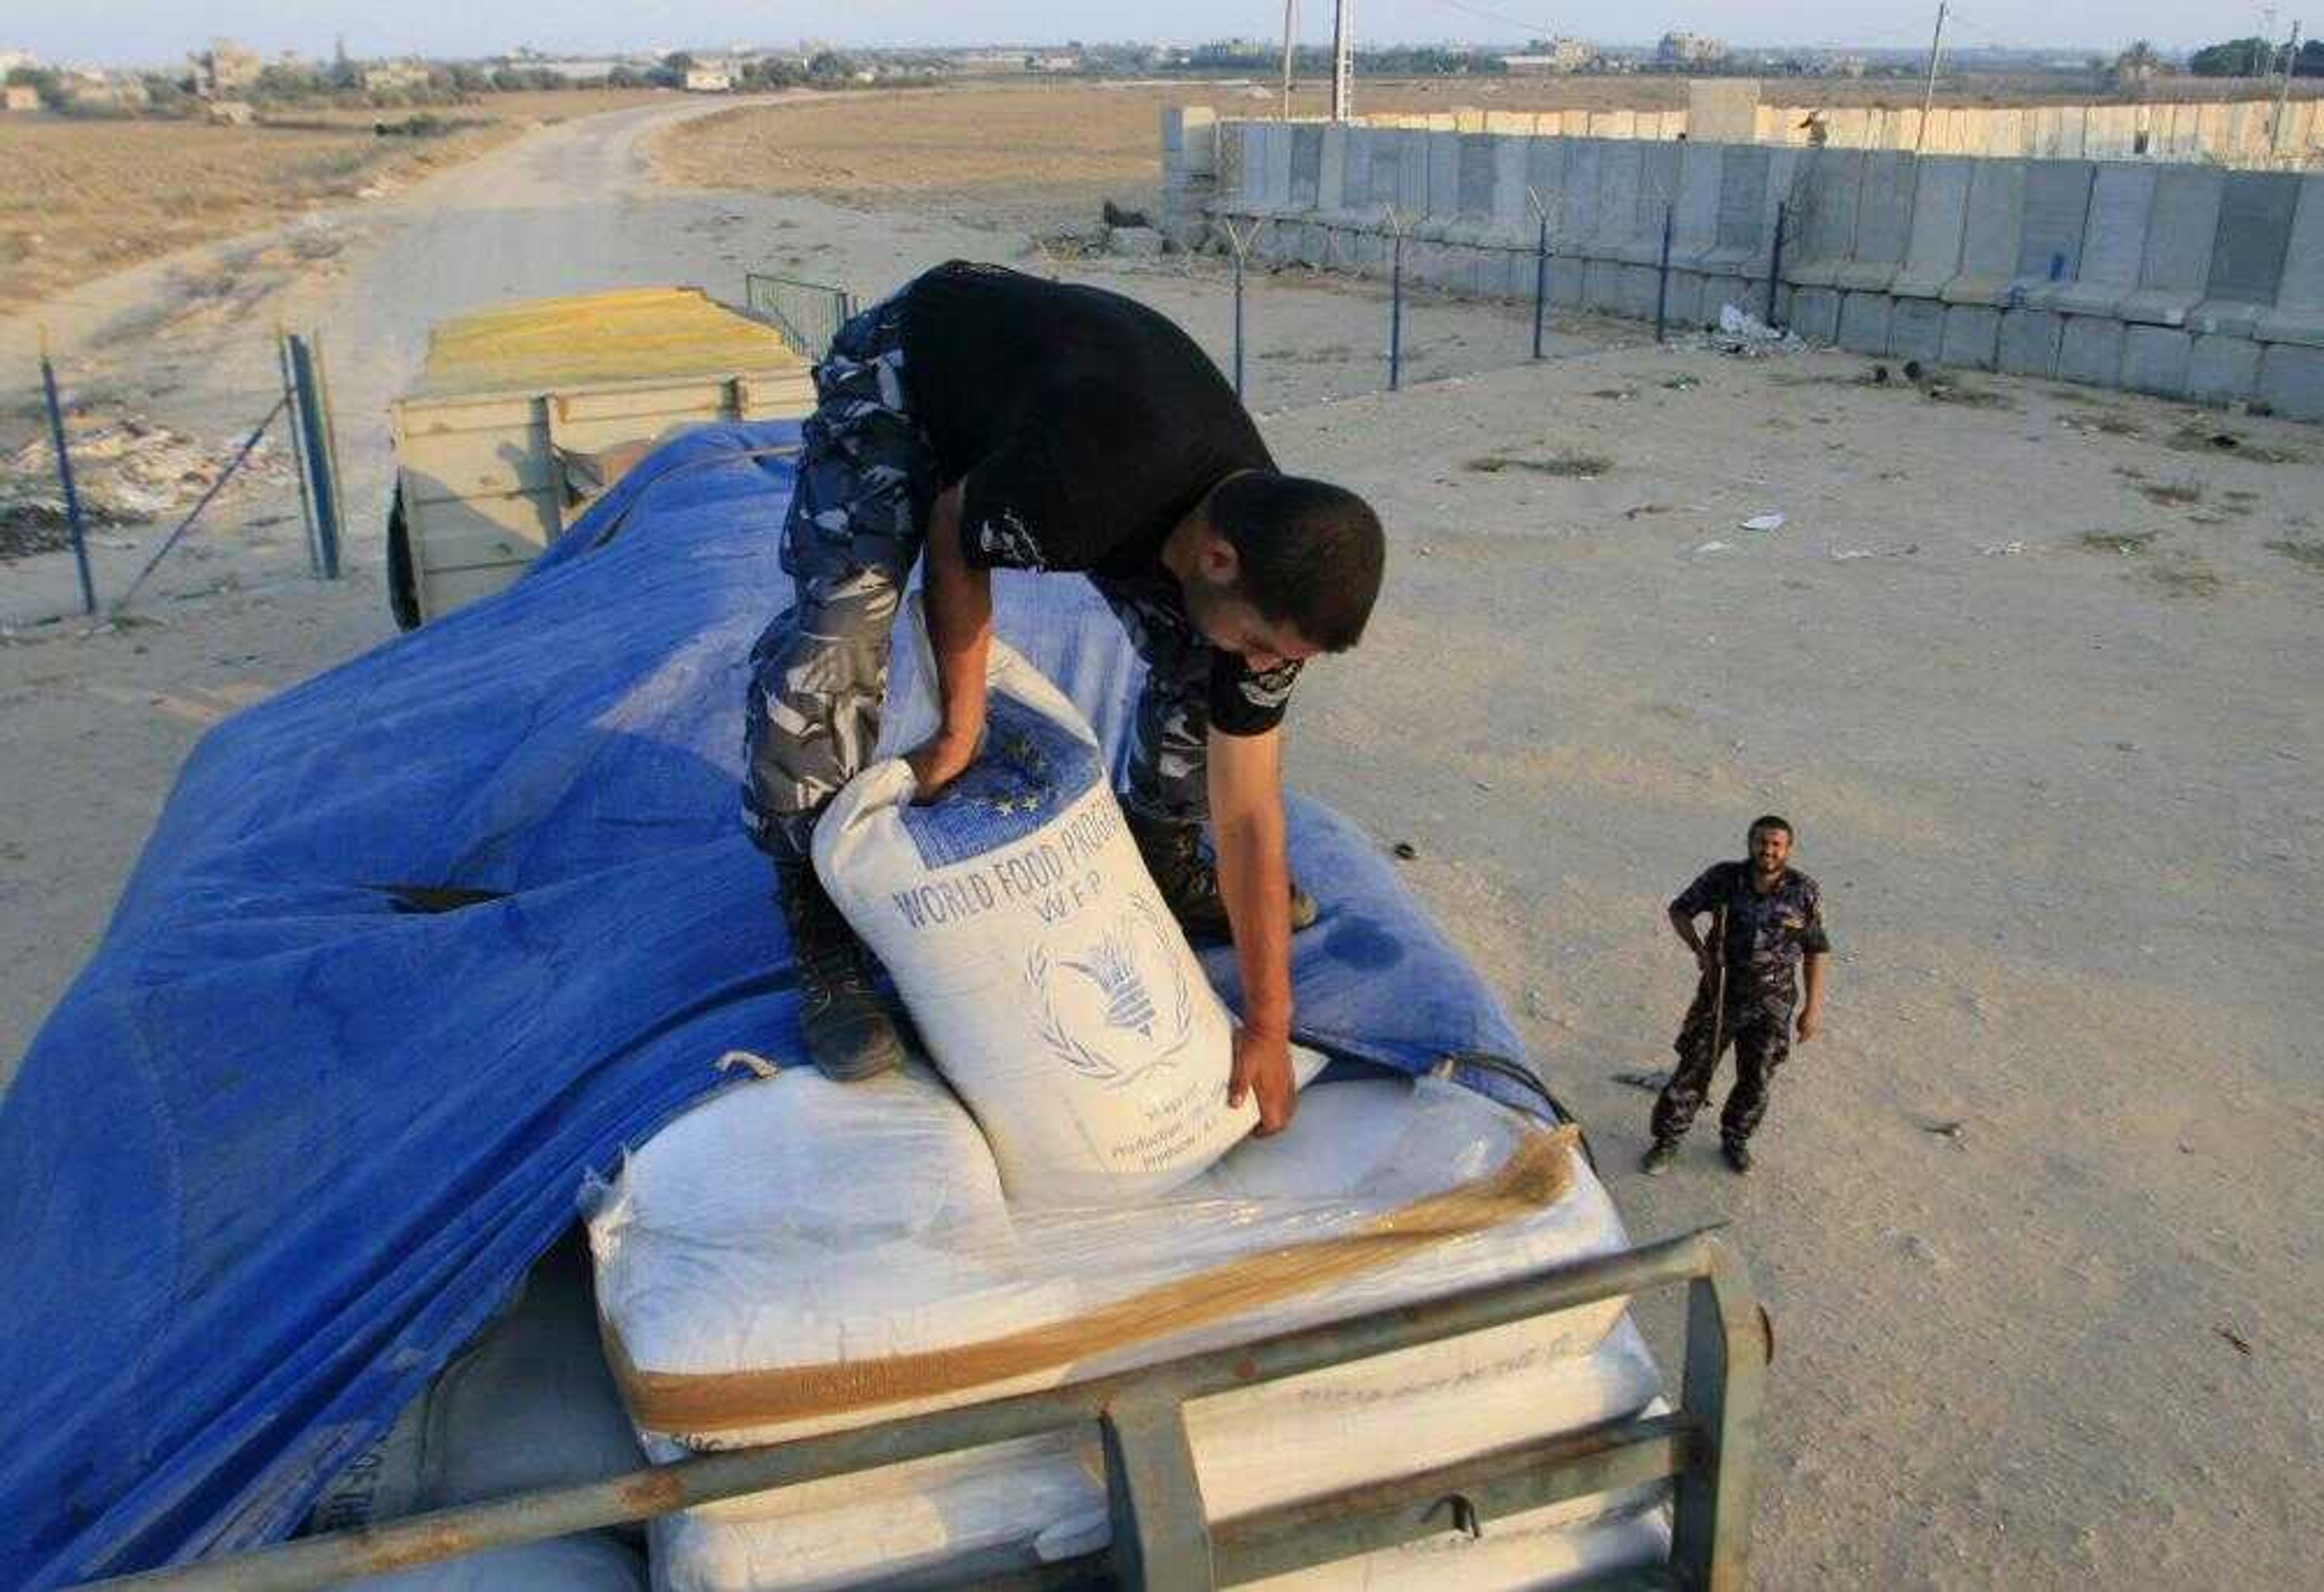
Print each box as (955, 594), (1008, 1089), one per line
(2054, 164), (2158, 315)
(1289, 123), (1324, 212)
(1796, 148), (1867, 280)
(2121, 325), (2193, 397)
(1162, 107), (1219, 175)
(1940, 305), (2003, 369)
(1664, 271), (1709, 330)
(1366, 130), (1400, 210)
(1396, 130), (1429, 219)
(2187, 334), (2262, 406)
(1889, 297), (1948, 361)
(1319, 126), (1347, 217)
(2257, 342), (2324, 419)
(1789, 286), (1843, 343)
(1619, 262), (1665, 322)
(1491, 134), (1529, 229)
(2257, 174), (2324, 346)
(2056, 317), (2127, 387)
(1456, 134), (1497, 220)
(1560, 139), (1604, 257)
(1636, 142), (1684, 255)
(1594, 140), (1646, 261)
(1582, 256), (1628, 312)
(1551, 250), (1588, 309)
(1673, 142), (1725, 263)
(2122, 165), (2225, 324)
(1711, 144), (1772, 261)
(1894, 157), (1973, 298)
(1425, 131), (1461, 222)
(1837, 292), (1894, 354)
(2014, 161), (2095, 288)
(1944, 160), (2029, 304)
(1524, 136), (1569, 238)
(2202, 171), (2299, 324)
(1998, 309), (2064, 377)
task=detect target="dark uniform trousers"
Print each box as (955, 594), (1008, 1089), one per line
(739, 295), (1220, 863)
(1650, 975), (1795, 1148)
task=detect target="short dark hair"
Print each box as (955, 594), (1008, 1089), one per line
(1207, 472), (1385, 651)
(1748, 814), (1794, 841)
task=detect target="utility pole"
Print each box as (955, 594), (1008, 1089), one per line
(1330, 0), (1356, 122)
(1280, 0), (1298, 120)
(1915, 1), (1948, 153)
(2276, 21), (2303, 155)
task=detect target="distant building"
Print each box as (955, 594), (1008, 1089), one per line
(1029, 54), (1082, 73)
(191, 39), (261, 99)
(0, 48), (39, 77)
(683, 65), (733, 93)
(1658, 33), (1727, 68)
(60, 69), (147, 108)
(363, 61), (432, 93)
(3, 84), (40, 113)
(1502, 39), (1595, 74)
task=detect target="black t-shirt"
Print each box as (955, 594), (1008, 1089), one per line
(898, 261), (1293, 735)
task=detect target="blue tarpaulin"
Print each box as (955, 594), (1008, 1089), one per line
(0, 423), (1539, 1587)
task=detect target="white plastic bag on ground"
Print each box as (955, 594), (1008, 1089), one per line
(815, 605), (1311, 1205)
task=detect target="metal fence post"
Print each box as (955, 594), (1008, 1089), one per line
(1388, 231), (1405, 392)
(1233, 244), (1247, 400)
(1531, 215), (1550, 360)
(36, 327), (97, 616)
(1765, 201), (1789, 330)
(1655, 202), (1675, 345)
(277, 329), (321, 577)
(286, 334), (343, 581)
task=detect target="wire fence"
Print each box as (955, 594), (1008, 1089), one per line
(13, 329), (346, 621)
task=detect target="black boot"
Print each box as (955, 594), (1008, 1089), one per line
(773, 860), (903, 1082)
(1721, 1139), (1754, 1176)
(1640, 1140), (1679, 1176)
(1126, 812), (1318, 944)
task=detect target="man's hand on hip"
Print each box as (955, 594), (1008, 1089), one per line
(1229, 1024), (1295, 1136)
(1795, 1008), (1822, 1043)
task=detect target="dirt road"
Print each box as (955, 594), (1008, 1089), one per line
(3, 95), (2320, 1590)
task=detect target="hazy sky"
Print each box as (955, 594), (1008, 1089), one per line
(10, 2), (2271, 70)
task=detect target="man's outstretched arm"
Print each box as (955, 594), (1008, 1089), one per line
(1208, 725), (1296, 1134)
(909, 482), (993, 799)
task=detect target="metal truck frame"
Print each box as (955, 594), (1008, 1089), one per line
(84, 1228), (1765, 1592)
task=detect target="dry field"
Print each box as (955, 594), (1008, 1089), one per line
(0, 90), (669, 306)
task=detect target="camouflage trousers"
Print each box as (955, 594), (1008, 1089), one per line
(1649, 976), (1795, 1148)
(741, 297), (1218, 862)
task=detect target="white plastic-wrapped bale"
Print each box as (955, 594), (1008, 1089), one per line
(593, 1070), (1658, 1590)
(815, 614), (1310, 1204)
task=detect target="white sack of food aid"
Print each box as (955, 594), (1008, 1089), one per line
(815, 602), (1315, 1204)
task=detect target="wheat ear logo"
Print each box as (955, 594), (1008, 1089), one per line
(1026, 897), (1196, 1085)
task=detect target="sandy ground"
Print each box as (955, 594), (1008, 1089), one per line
(2, 96), (2321, 1588)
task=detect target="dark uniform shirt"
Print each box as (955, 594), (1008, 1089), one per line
(897, 261), (1294, 736)
(1672, 861), (1833, 1009)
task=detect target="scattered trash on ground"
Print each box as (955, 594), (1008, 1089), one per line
(1661, 374), (1701, 392)
(2214, 1326), (2254, 1357)
(0, 412), (293, 563)
(1391, 840), (1420, 860)
(1920, 1118), (1968, 1145)
(1980, 541), (2026, 557)
(1610, 1070), (1667, 1094)
(1741, 513), (1787, 533)
(1693, 540), (1731, 555)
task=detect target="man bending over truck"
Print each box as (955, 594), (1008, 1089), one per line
(741, 260), (1387, 1134)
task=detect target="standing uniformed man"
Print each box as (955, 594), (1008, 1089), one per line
(741, 261), (1386, 1131)
(1641, 816), (1832, 1176)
